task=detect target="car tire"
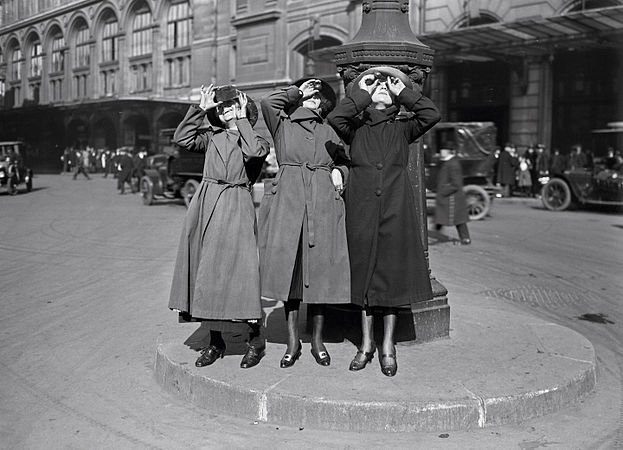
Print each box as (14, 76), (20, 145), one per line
(182, 179), (199, 208)
(463, 184), (491, 221)
(141, 177), (154, 206)
(541, 178), (572, 211)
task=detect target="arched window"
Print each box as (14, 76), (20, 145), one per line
(132, 7), (152, 57)
(51, 34), (65, 73)
(10, 47), (22, 80)
(75, 24), (90, 67)
(167, 2), (191, 49)
(568, 0), (622, 11)
(102, 18), (118, 62)
(30, 40), (43, 77)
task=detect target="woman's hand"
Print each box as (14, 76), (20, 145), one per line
(199, 84), (221, 111)
(359, 74), (379, 95)
(387, 76), (405, 97)
(299, 79), (320, 100)
(236, 92), (248, 119)
(331, 168), (344, 193)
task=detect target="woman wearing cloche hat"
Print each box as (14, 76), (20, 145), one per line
(258, 78), (351, 369)
(328, 66), (441, 377)
(168, 84), (270, 370)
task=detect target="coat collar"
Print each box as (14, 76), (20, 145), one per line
(361, 105), (399, 126)
(287, 106), (323, 123)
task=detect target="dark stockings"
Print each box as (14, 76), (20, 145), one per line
(359, 307), (397, 356)
(284, 300), (326, 354)
(210, 330), (225, 349)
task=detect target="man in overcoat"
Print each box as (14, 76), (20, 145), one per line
(328, 67), (441, 376)
(434, 148), (471, 245)
(496, 143), (518, 197)
(116, 148), (135, 194)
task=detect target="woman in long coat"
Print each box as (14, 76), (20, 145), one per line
(169, 84), (269, 369)
(328, 67), (441, 376)
(434, 148), (471, 244)
(259, 78), (350, 368)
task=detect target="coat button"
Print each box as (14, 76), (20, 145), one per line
(272, 179), (278, 185)
(376, 163), (383, 170)
(375, 188), (382, 196)
(271, 187), (278, 194)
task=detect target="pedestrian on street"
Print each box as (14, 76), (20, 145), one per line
(168, 84), (269, 369)
(517, 154), (533, 197)
(258, 78), (351, 369)
(328, 67), (441, 377)
(549, 148), (567, 174)
(496, 142), (518, 197)
(568, 143), (588, 170)
(434, 147), (471, 245)
(72, 149), (91, 180)
(116, 148), (135, 194)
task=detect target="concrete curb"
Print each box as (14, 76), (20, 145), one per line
(154, 320), (596, 432)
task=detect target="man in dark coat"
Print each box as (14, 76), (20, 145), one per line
(496, 143), (518, 197)
(328, 67), (441, 376)
(434, 148), (471, 245)
(116, 148), (135, 194)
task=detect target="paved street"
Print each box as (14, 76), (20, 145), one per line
(0, 174), (621, 449)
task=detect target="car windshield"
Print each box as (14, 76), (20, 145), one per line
(0, 142), (24, 160)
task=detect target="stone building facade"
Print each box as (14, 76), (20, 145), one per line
(0, 0), (621, 170)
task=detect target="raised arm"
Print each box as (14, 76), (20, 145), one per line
(260, 86), (302, 137)
(173, 105), (212, 153)
(397, 86), (441, 143)
(327, 88), (371, 145)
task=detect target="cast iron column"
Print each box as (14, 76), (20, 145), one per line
(335, 0), (449, 343)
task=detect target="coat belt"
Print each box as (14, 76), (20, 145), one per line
(279, 162), (332, 288)
(202, 176), (251, 191)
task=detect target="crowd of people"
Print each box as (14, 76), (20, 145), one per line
(168, 68), (441, 377)
(487, 142), (622, 198)
(62, 145), (148, 193)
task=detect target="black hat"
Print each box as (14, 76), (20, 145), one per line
(294, 77), (337, 117)
(206, 85), (259, 128)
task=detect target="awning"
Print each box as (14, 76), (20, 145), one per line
(419, 5), (623, 62)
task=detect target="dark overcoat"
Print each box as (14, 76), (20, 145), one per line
(168, 105), (269, 320)
(258, 86), (351, 304)
(327, 87), (441, 308)
(496, 149), (517, 185)
(117, 154), (134, 183)
(434, 156), (469, 226)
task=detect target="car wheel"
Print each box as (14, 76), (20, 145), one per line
(182, 179), (199, 208)
(541, 178), (572, 211)
(463, 184), (491, 221)
(8, 180), (18, 196)
(141, 177), (154, 205)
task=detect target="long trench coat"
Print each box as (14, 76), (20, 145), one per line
(434, 156), (469, 226)
(327, 87), (441, 308)
(168, 105), (269, 320)
(258, 86), (351, 304)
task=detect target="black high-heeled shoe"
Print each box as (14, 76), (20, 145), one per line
(280, 341), (302, 368)
(349, 343), (375, 371)
(380, 351), (397, 377)
(310, 346), (331, 366)
(195, 345), (225, 367)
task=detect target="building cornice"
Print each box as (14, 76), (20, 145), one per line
(0, 0), (101, 35)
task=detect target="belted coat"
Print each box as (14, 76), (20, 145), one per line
(168, 105), (269, 320)
(258, 86), (351, 304)
(327, 87), (441, 308)
(434, 156), (469, 226)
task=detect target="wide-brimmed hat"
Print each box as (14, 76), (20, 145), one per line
(206, 85), (259, 128)
(348, 66), (413, 96)
(294, 77), (337, 116)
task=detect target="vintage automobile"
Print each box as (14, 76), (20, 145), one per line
(0, 141), (34, 195)
(422, 122), (500, 220)
(541, 122), (623, 211)
(140, 146), (204, 207)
